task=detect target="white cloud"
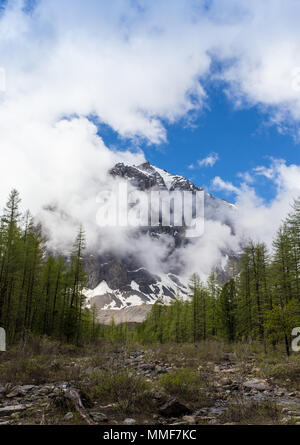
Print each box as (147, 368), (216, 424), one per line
(212, 176), (239, 194)
(0, 1), (299, 280)
(179, 159), (300, 281)
(0, 0), (213, 146)
(1, 0), (300, 152)
(212, 0), (300, 131)
(198, 153), (219, 167)
(237, 171), (254, 184)
(221, 160), (300, 247)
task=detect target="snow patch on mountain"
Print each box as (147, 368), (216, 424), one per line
(84, 281), (113, 300)
(152, 166), (176, 190)
(84, 272), (189, 311)
(130, 281), (140, 291)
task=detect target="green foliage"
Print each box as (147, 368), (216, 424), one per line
(235, 242), (270, 341)
(265, 299), (300, 355)
(135, 197), (300, 355)
(0, 190), (100, 345)
(1, 188), (299, 356)
(159, 368), (205, 400)
(220, 399), (280, 425)
(217, 279), (236, 342)
(260, 354), (300, 389)
(88, 370), (151, 413)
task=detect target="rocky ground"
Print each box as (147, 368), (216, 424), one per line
(0, 340), (300, 425)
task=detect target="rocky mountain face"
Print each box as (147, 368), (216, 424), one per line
(84, 161), (235, 322)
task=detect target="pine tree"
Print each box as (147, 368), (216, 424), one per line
(0, 191), (99, 345)
(217, 279), (236, 342)
(265, 299), (300, 356)
(207, 271), (220, 337)
(0, 190), (22, 339)
(236, 242), (269, 342)
(286, 198), (300, 298)
(65, 226), (87, 343)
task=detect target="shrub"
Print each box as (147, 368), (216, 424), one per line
(0, 356), (51, 385)
(159, 368), (206, 402)
(260, 356), (300, 389)
(87, 370), (151, 414)
(221, 398), (280, 424)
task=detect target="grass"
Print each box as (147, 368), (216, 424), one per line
(84, 370), (152, 414)
(220, 398), (281, 425)
(0, 336), (85, 385)
(0, 354), (84, 385)
(145, 341), (233, 368)
(259, 355), (300, 390)
(159, 368), (205, 399)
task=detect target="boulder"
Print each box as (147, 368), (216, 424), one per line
(182, 415), (196, 424)
(159, 397), (191, 417)
(123, 418), (136, 425)
(243, 379), (270, 391)
(90, 412), (108, 422)
(0, 405), (27, 416)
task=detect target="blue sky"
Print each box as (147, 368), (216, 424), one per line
(98, 86), (300, 204)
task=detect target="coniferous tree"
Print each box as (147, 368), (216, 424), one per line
(217, 279), (236, 342)
(65, 225), (87, 343)
(0, 190), (100, 345)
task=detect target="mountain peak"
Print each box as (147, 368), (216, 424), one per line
(110, 161), (202, 192)
(137, 161), (152, 170)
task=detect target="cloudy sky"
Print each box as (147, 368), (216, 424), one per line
(0, 0), (300, 275)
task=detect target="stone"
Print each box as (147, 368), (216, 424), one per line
(6, 384), (35, 398)
(197, 416), (216, 423)
(0, 405), (27, 417)
(37, 386), (53, 395)
(243, 379), (270, 391)
(90, 412), (108, 422)
(182, 415), (196, 424)
(6, 389), (20, 398)
(123, 418), (136, 425)
(20, 385), (35, 391)
(155, 365), (167, 374)
(64, 412), (74, 421)
(159, 397), (191, 417)
(221, 368), (237, 374)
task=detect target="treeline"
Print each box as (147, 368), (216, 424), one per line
(134, 199), (300, 355)
(0, 189), (100, 344)
(1, 188), (300, 353)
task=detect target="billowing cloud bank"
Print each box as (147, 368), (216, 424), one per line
(0, 0), (300, 280)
